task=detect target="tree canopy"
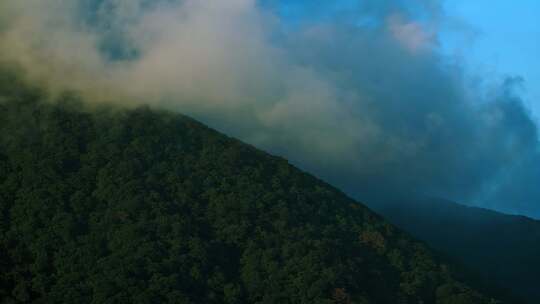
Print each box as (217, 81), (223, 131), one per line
(0, 69), (502, 303)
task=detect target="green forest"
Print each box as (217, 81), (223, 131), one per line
(0, 68), (505, 303)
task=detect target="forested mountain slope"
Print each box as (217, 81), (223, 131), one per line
(0, 70), (503, 303)
(372, 197), (540, 303)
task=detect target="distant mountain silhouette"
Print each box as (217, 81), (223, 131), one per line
(372, 196), (540, 303)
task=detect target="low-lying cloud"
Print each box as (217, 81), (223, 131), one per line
(1, 0), (539, 217)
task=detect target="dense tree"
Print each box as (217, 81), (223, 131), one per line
(0, 69), (503, 303)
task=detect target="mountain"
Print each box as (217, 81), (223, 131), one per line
(371, 196), (540, 303)
(0, 70), (505, 303)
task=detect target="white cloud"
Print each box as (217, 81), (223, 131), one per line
(0, 0), (538, 215)
(387, 14), (436, 53)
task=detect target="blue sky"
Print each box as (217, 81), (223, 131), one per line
(271, 0), (540, 122)
(441, 0), (540, 121)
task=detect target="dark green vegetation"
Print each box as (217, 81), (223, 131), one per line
(0, 70), (503, 303)
(373, 197), (540, 304)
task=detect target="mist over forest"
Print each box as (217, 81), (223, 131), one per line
(1, 0), (539, 218)
(2, 1), (540, 303)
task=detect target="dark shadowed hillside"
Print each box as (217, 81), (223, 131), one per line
(372, 197), (540, 303)
(0, 70), (507, 303)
